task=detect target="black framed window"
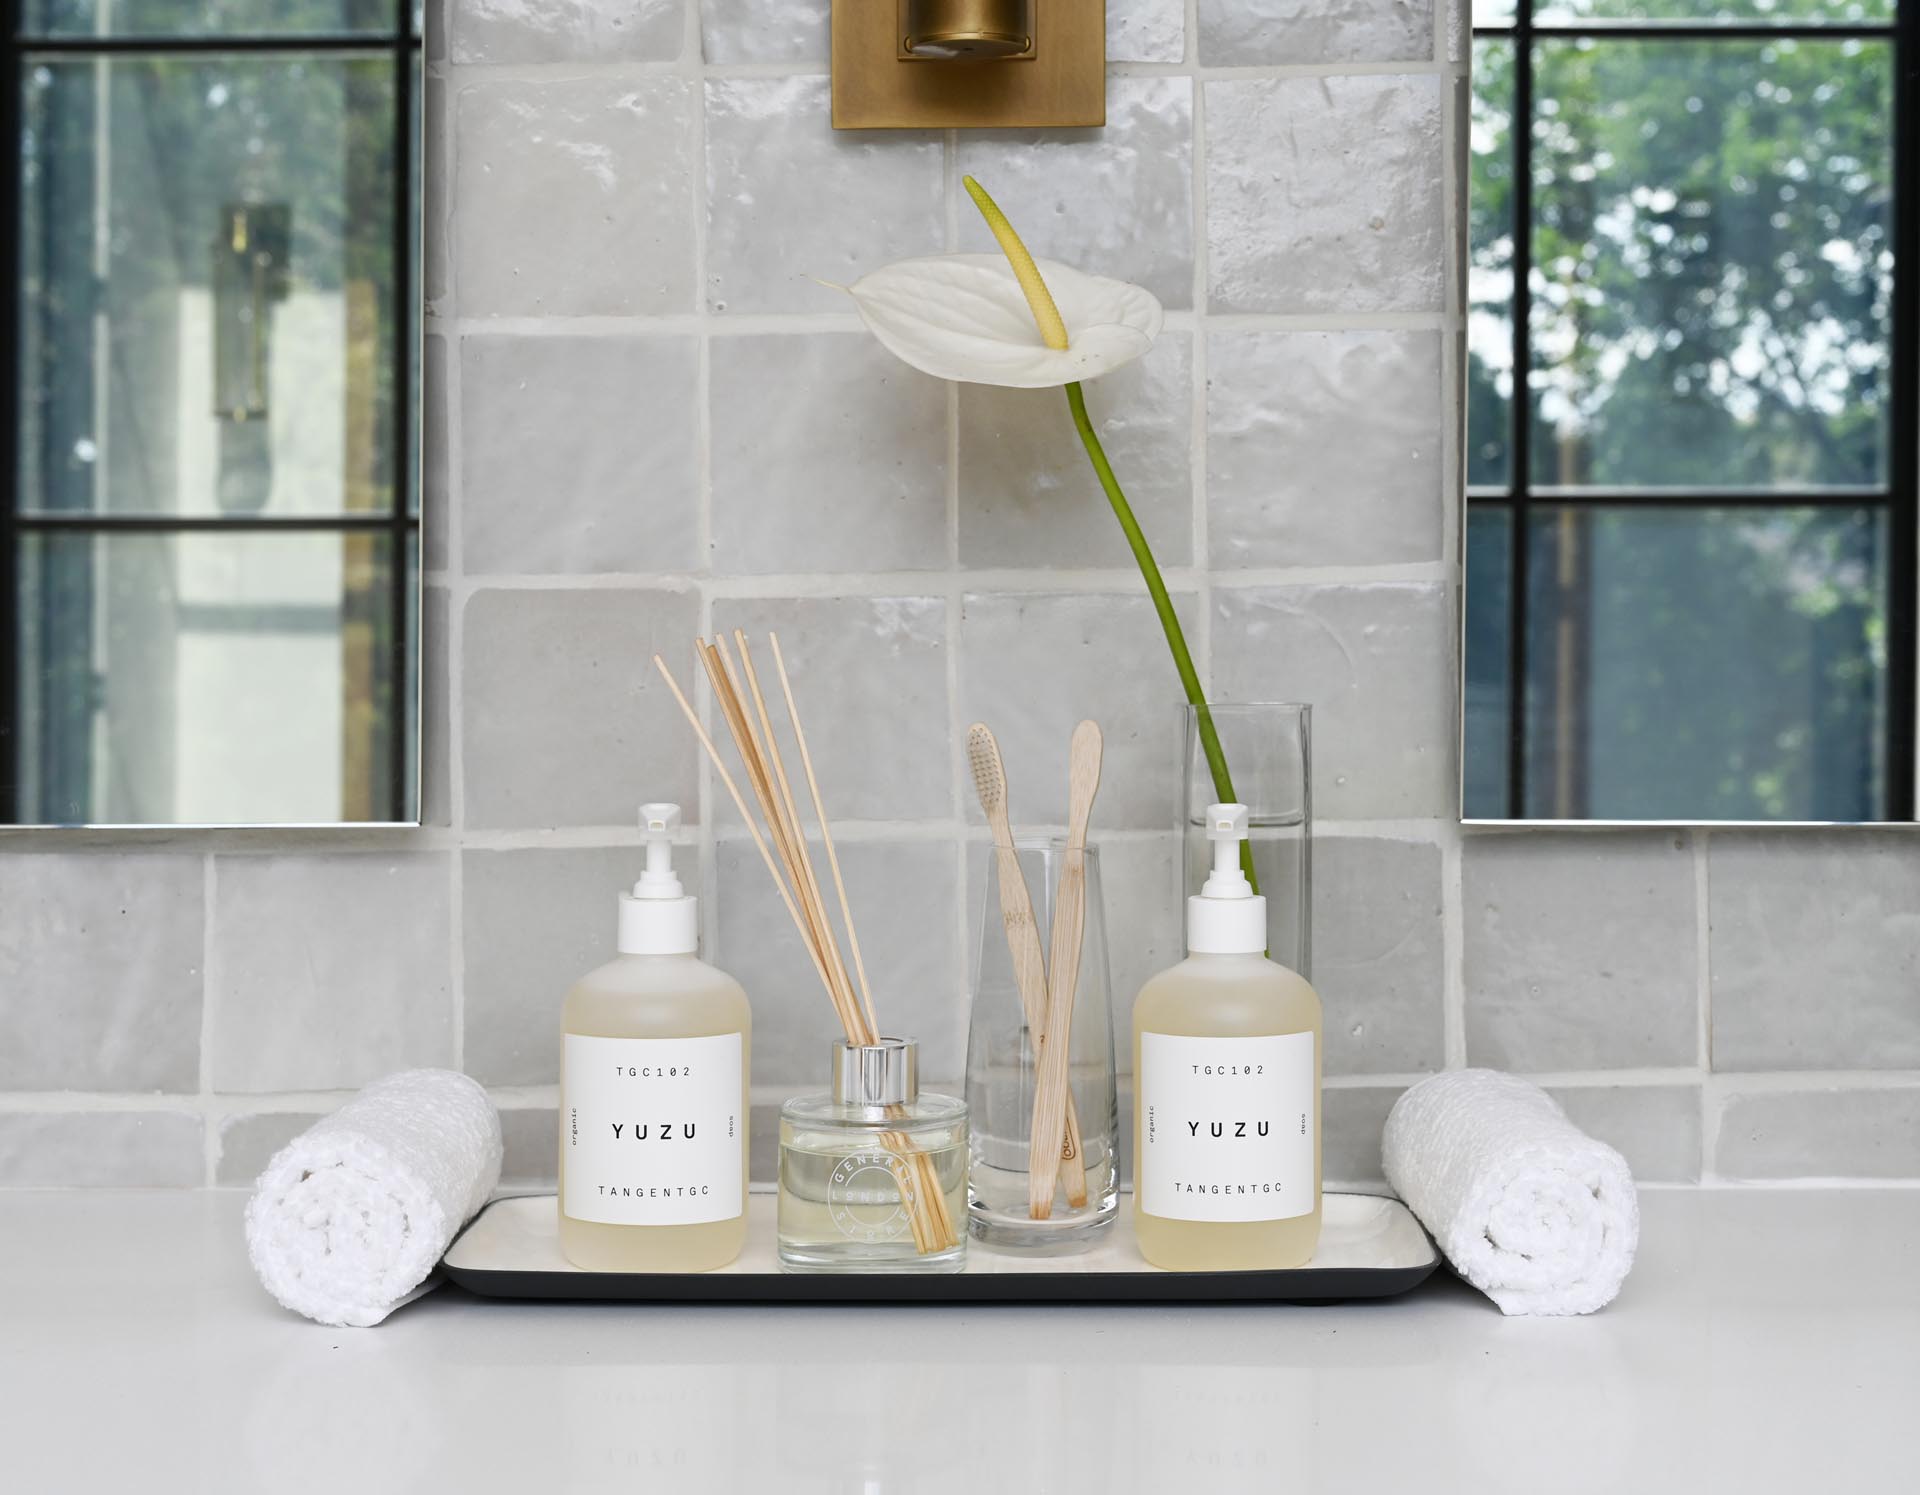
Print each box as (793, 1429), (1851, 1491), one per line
(1466, 0), (1917, 821)
(2, 1), (421, 825)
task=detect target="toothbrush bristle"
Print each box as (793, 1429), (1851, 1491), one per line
(966, 724), (1003, 811)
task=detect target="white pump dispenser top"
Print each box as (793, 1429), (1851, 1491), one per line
(1187, 802), (1267, 954)
(618, 803), (699, 955)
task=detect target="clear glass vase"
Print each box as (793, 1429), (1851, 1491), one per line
(964, 839), (1120, 1251)
(1181, 703), (1312, 977)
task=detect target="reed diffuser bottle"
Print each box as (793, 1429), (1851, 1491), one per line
(778, 1039), (968, 1273)
(1132, 803), (1322, 1271)
(558, 804), (750, 1273)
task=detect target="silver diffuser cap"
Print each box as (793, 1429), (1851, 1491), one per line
(831, 1037), (918, 1106)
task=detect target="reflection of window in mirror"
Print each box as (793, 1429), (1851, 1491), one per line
(2, 3), (422, 827)
(1464, 0), (1914, 823)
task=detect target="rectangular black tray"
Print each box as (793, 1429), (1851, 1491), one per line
(440, 1191), (1439, 1304)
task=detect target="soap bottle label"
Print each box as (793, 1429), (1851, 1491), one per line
(1137, 1030), (1315, 1223)
(562, 1032), (744, 1227)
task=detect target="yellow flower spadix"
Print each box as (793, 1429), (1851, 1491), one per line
(962, 175), (1069, 352)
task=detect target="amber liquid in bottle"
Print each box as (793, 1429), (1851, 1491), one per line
(1132, 952), (1322, 1270)
(559, 953), (751, 1272)
(1132, 803), (1322, 1271)
(557, 803), (750, 1273)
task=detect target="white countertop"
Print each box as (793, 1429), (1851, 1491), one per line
(2, 1188), (1913, 1494)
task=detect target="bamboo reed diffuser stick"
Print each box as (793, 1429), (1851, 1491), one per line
(770, 633), (881, 1043)
(652, 636), (958, 1254)
(649, 655), (842, 1006)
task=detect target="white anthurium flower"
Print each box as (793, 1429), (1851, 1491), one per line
(840, 175), (1252, 873)
(845, 252), (1163, 389)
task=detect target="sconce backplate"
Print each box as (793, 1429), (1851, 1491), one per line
(832, 0), (1105, 130)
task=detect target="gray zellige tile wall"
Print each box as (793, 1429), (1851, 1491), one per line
(1, 0), (1916, 1190)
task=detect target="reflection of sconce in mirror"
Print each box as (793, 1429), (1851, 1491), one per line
(833, 0), (1103, 130)
(211, 202), (291, 514)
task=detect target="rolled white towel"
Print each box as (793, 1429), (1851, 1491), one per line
(1382, 1069), (1638, 1316)
(245, 1069), (502, 1327)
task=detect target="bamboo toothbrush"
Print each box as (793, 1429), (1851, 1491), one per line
(1027, 719), (1104, 1219)
(966, 723), (1088, 1208)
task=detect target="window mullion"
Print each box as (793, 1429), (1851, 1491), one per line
(1886, 0), (1919, 817)
(1, 23), (20, 822)
(1506, 0), (1535, 819)
(388, 0), (417, 819)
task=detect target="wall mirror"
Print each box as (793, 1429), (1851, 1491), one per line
(1463, 0), (1914, 825)
(2, 3), (423, 828)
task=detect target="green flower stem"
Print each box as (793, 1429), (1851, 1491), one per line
(1065, 381), (1258, 891)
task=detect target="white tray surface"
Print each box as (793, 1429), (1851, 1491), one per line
(445, 1191), (1435, 1277)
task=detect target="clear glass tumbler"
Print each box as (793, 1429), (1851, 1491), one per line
(965, 839), (1120, 1251)
(1181, 703), (1312, 977)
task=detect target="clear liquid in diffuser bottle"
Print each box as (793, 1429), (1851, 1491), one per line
(1132, 804), (1322, 1270)
(778, 1039), (968, 1273)
(559, 804), (750, 1273)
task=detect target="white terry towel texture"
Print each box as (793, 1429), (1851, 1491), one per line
(245, 1069), (502, 1327)
(1383, 1069), (1639, 1316)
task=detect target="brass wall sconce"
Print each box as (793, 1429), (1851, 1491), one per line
(901, 0), (1032, 58)
(832, 0), (1105, 130)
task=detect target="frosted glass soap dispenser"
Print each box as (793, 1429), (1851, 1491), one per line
(1132, 803), (1323, 1271)
(558, 803), (751, 1272)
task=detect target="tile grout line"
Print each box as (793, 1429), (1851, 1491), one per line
(443, 58), (1454, 84)
(1189, 10), (1213, 721)
(21, 1066), (1919, 1118)
(1441, 828), (1467, 1069)
(1700, 1072), (1729, 1186)
(1695, 830), (1715, 1179)
(445, 35), (469, 1078)
(693, 6), (719, 932)
(6, 815), (1462, 859)
(446, 310), (1450, 336)
(944, 128), (970, 1054)
(1437, 0), (1468, 1077)
(537, 815), (1460, 843)
(199, 854), (217, 1185)
(437, 561), (1453, 596)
